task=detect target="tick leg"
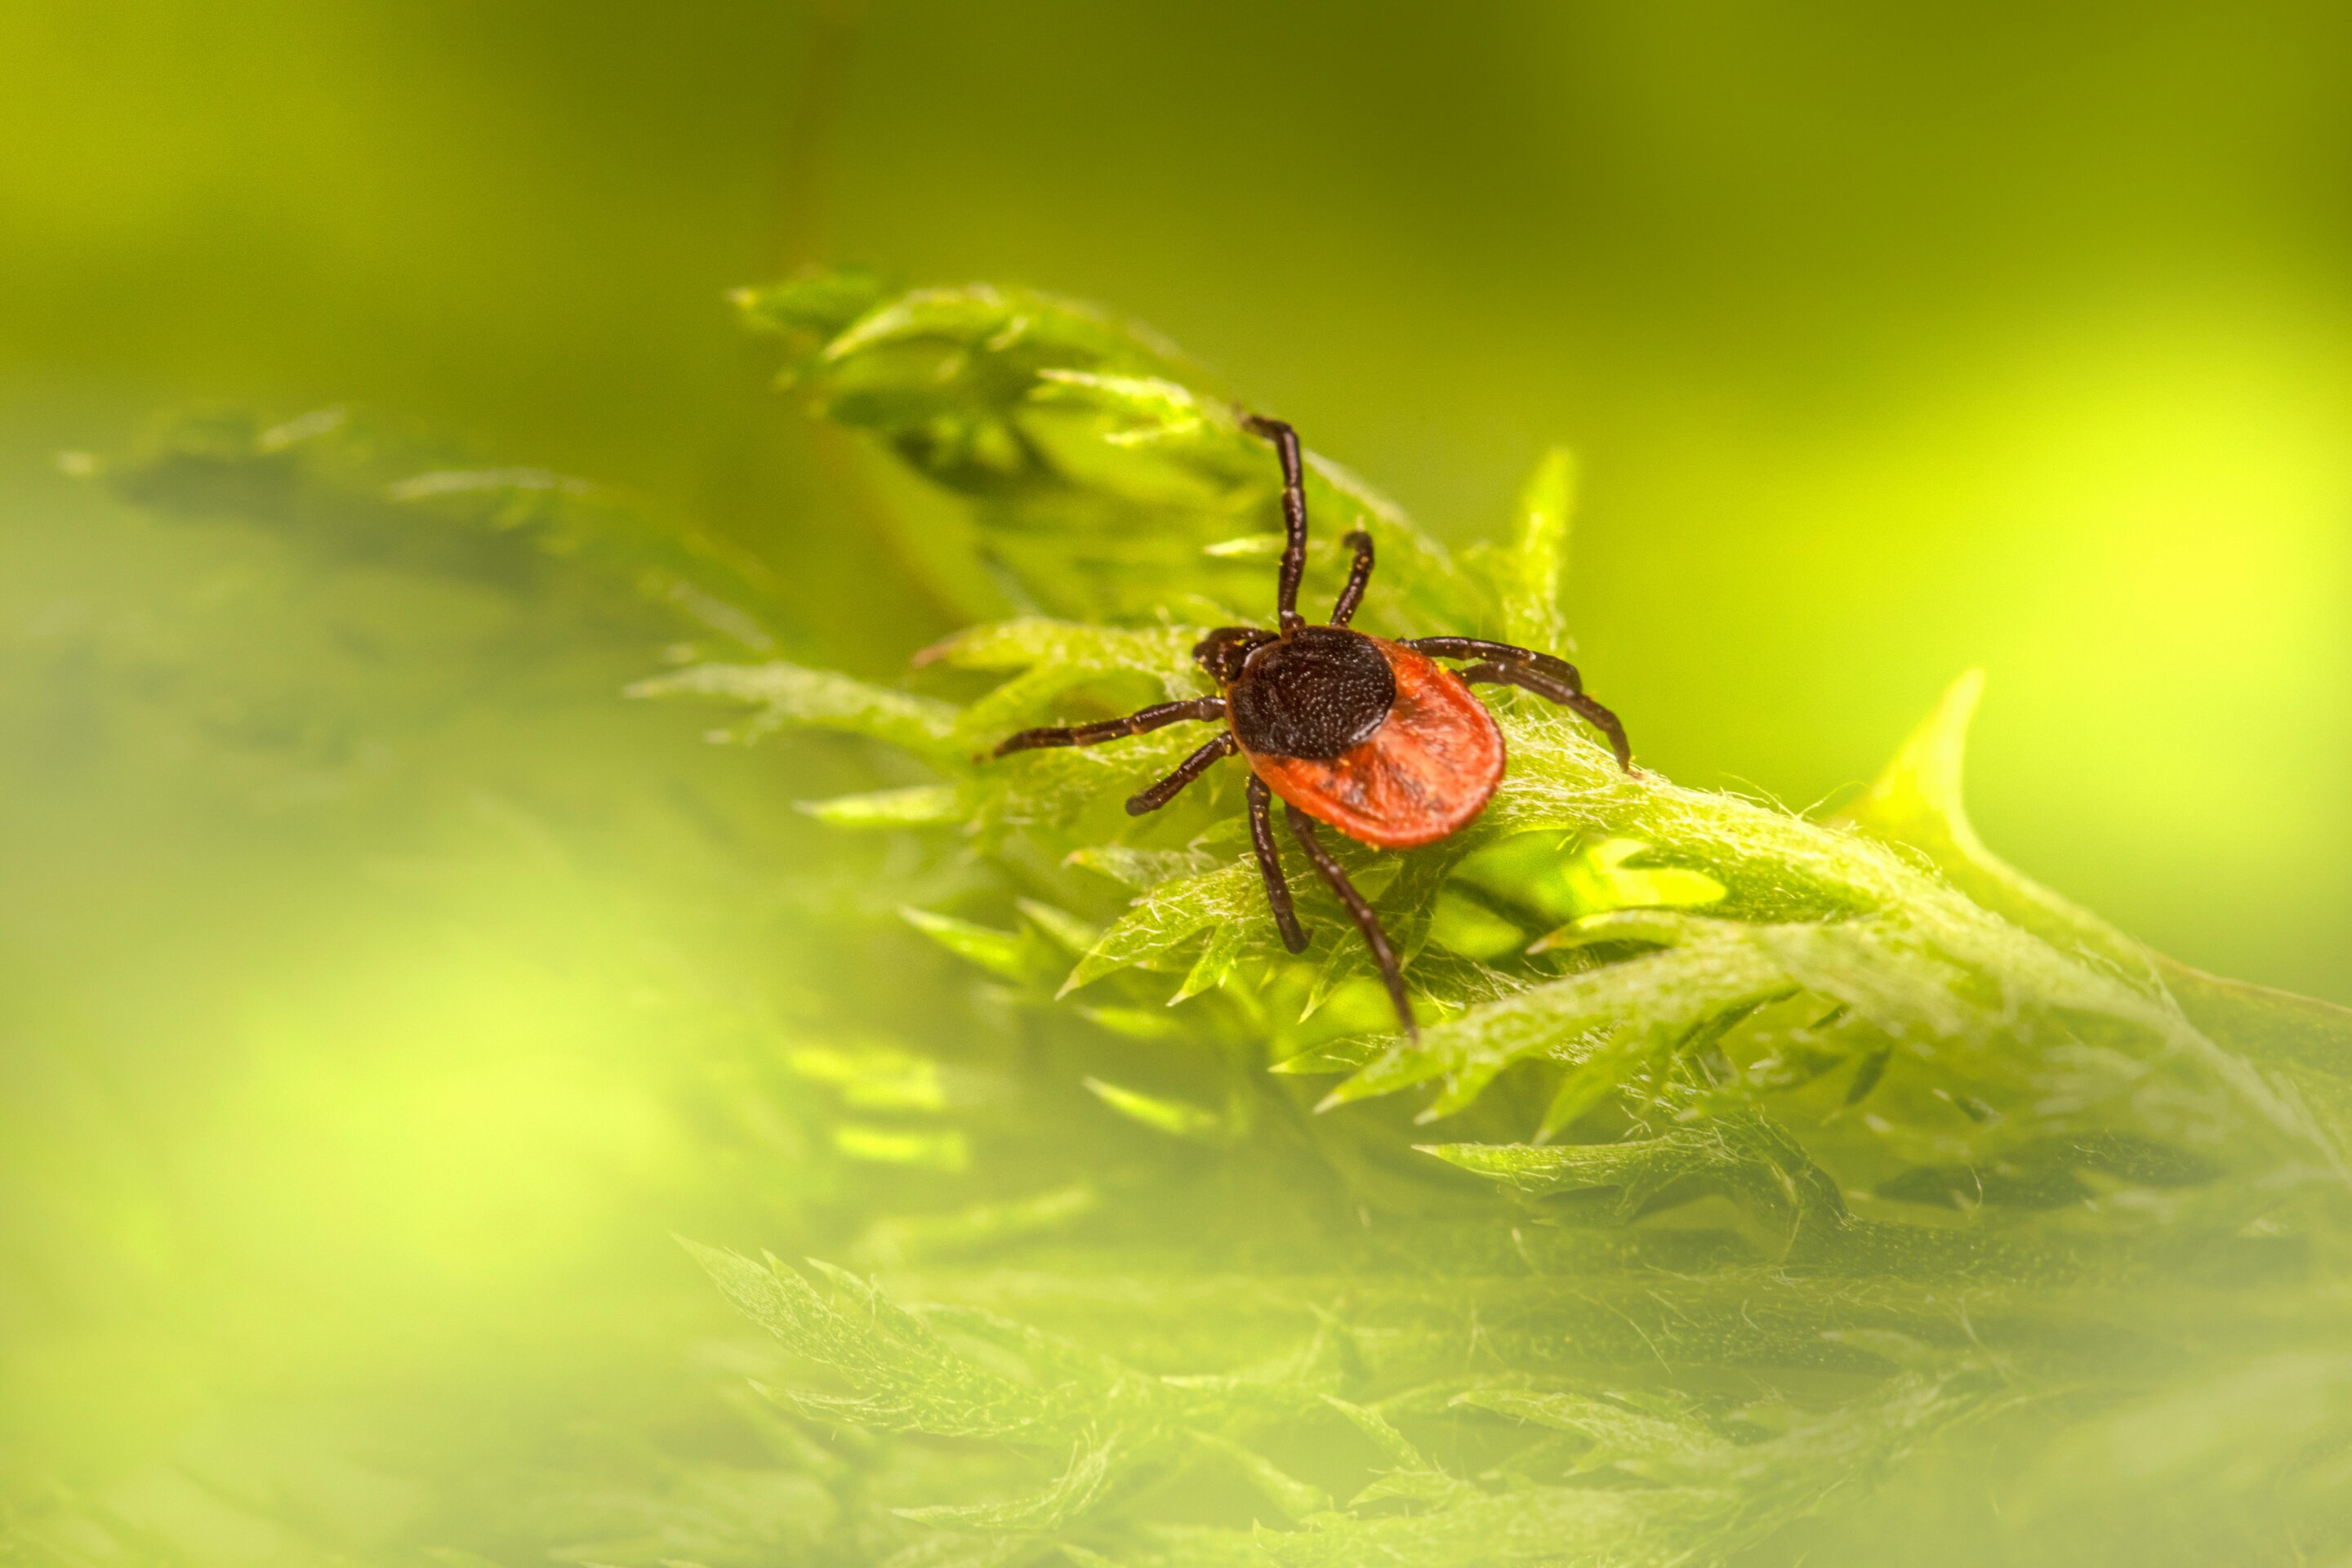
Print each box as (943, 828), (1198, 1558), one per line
(1330, 529), (1374, 626)
(1240, 413), (1311, 634)
(1406, 636), (1634, 773)
(1457, 662), (1633, 774)
(1126, 733), (1237, 816)
(1248, 777), (1307, 953)
(1404, 636), (1588, 690)
(994, 697), (1227, 756)
(1285, 804), (1417, 1040)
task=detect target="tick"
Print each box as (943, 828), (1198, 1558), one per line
(995, 415), (1634, 1038)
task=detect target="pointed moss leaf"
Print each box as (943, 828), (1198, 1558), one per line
(801, 283), (1199, 520)
(1030, 369), (1210, 453)
(787, 1044), (948, 1112)
(1062, 861), (1262, 994)
(1171, 921), (1242, 1004)
(1426, 888), (1528, 960)
(383, 464), (589, 505)
(1347, 1470), (1486, 1510)
(1838, 670), (2149, 979)
(1204, 533), (1282, 559)
(1337, 934), (1791, 1120)
(1268, 1036), (1389, 1076)
(914, 1303), (1162, 1408)
(924, 618), (1197, 679)
(1313, 1036), (1449, 1111)
(724, 1381), (862, 1481)
(1750, 918), (1983, 1045)
(1478, 710), (1913, 915)
(893, 1428), (1139, 1533)
(1520, 902), (2301, 1155)
(1527, 906), (1731, 953)
(1298, 935), (1351, 1022)
(834, 1125), (969, 1171)
(1263, 1374), (1988, 1566)
(1423, 1118), (1846, 1232)
(630, 661), (963, 762)
(1526, 1026), (1672, 1134)
(1501, 447), (1574, 649)
(1425, 1134), (1741, 1211)
(1066, 841), (1224, 890)
(821, 283), (1186, 377)
(901, 906), (1053, 984)
(686, 1247), (1156, 1443)
(2158, 959), (2352, 1134)
(1625, 1370), (1978, 1489)
(1562, 837), (1728, 915)
(1186, 1431), (1330, 1521)
(1017, 898), (1104, 957)
(1475, 835), (1725, 937)
(1074, 1004), (1187, 1040)
(1452, 1388), (1709, 1468)
(733, 267), (893, 343)
(796, 784), (963, 829)
(1318, 1395), (1426, 1468)
(1084, 1079), (1227, 1143)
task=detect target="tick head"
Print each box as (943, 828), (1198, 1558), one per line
(1192, 626), (1275, 686)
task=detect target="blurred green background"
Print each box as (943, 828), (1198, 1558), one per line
(3, 1), (2350, 1557)
(8, 1), (2347, 992)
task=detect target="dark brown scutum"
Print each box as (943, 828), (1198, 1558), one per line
(1227, 625), (1396, 761)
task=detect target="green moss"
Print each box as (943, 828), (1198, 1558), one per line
(11, 275), (2352, 1567)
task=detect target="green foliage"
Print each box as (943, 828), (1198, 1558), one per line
(538, 274), (2352, 1568)
(105, 404), (795, 656)
(12, 273), (2352, 1568)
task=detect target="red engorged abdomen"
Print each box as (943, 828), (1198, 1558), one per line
(1242, 637), (1506, 849)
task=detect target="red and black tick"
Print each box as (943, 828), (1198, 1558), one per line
(994, 415), (1635, 1039)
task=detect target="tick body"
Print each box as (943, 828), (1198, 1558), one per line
(1230, 628), (1504, 851)
(994, 414), (1634, 1038)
